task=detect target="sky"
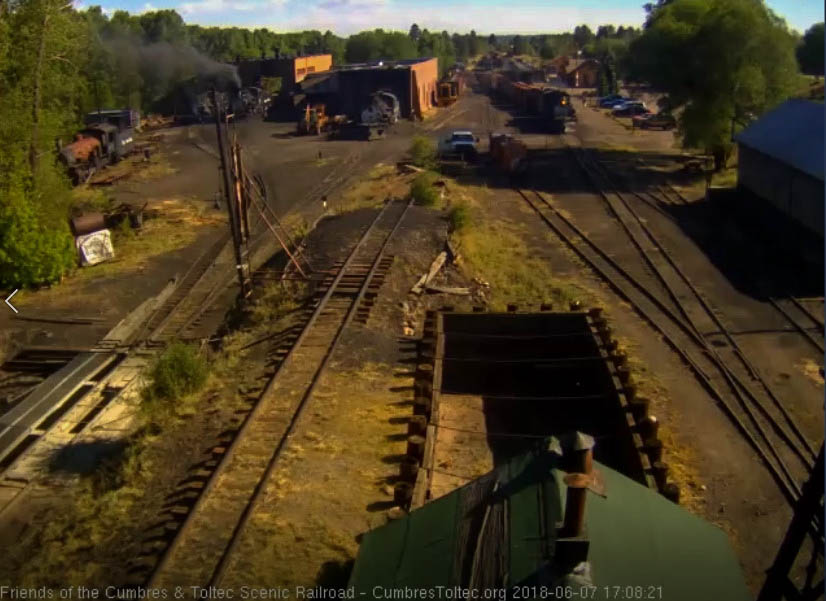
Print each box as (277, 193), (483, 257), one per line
(85, 0), (825, 35)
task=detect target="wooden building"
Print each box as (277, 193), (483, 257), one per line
(734, 99), (824, 238)
(563, 58), (601, 88)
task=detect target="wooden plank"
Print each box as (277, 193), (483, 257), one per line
(426, 285), (470, 295)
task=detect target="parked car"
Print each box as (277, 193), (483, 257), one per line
(610, 98), (640, 110)
(599, 95), (627, 108)
(613, 102), (650, 117)
(635, 112), (677, 130)
(438, 130), (479, 160)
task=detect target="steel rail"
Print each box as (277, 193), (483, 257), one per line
(145, 198), (409, 588)
(576, 152), (813, 489)
(517, 187), (807, 508)
(582, 149), (817, 466)
(130, 231), (231, 346)
(790, 297), (825, 331)
(770, 298), (825, 355)
(209, 197), (413, 586)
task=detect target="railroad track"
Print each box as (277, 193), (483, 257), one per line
(123, 231), (234, 347)
(769, 297), (825, 354)
(144, 197), (411, 590)
(518, 148), (821, 516)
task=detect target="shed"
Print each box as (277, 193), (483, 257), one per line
(349, 440), (750, 600)
(563, 59), (601, 88)
(733, 99), (824, 238)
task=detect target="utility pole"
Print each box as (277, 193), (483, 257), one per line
(212, 89), (252, 301)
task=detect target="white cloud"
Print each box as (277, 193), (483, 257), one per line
(140, 2), (157, 12)
(173, 0), (644, 34)
(180, 0), (260, 14)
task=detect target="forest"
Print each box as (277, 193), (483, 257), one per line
(0, 0), (823, 289)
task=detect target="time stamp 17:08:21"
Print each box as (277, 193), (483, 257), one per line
(509, 585), (664, 599)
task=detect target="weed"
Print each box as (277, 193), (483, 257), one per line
(141, 342), (207, 423)
(250, 281), (305, 324)
(70, 187), (112, 213)
(113, 216), (134, 241)
(410, 173), (438, 206)
(448, 203), (471, 232)
(409, 135), (437, 169)
(292, 217), (310, 242)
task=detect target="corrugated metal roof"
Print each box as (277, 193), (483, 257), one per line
(734, 99), (824, 181)
(349, 440), (751, 599)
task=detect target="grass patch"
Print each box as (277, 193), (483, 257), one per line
(70, 187), (113, 213)
(437, 182), (581, 310)
(141, 342), (208, 427)
(456, 222), (577, 309)
(334, 163), (404, 214)
(409, 135), (437, 170)
(410, 172), (439, 207)
(711, 167), (737, 187)
(249, 281), (305, 324)
(447, 203), (471, 232)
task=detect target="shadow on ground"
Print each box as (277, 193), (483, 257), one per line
(482, 145), (824, 302)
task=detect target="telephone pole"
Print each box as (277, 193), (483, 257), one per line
(212, 89), (252, 301)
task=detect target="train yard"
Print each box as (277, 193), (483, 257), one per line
(0, 74), (822, 595)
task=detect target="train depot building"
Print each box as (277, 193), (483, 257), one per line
(298, 57), (439, 120)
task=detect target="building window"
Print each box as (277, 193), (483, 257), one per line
(307, 66), (315, 73)
(297, 68), (306, 76)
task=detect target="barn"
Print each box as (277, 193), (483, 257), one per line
(734, 99), (824, 238)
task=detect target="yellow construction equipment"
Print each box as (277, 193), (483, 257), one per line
(437, 80), (460, 107)
(298, 103), (329, 135)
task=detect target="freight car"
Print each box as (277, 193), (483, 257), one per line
(489, 132), (528, 175)
(481, 73), (574, 134)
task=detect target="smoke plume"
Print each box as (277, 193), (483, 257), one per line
(102, 35), (240, 111)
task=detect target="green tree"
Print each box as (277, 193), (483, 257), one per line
(452, 33), (468, 59)
(409, 23), (421, 42)
(596, 25), (616, 39)
(345, 30), (381, 62)
(539, 37), (556, 59)
(631, 0), (799, 169)
(512, 34), (529, 55)
(797, 22), (824, 76)
(468, 29), (479, 56)
(488, 33), (496, 49)
(573, 24), (594, 48)
(380, 31), (418, 60)
(0, 0), (81, 287)
(322, 29), (346, 64)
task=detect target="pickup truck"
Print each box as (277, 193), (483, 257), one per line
(438, 130), (479, 160)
